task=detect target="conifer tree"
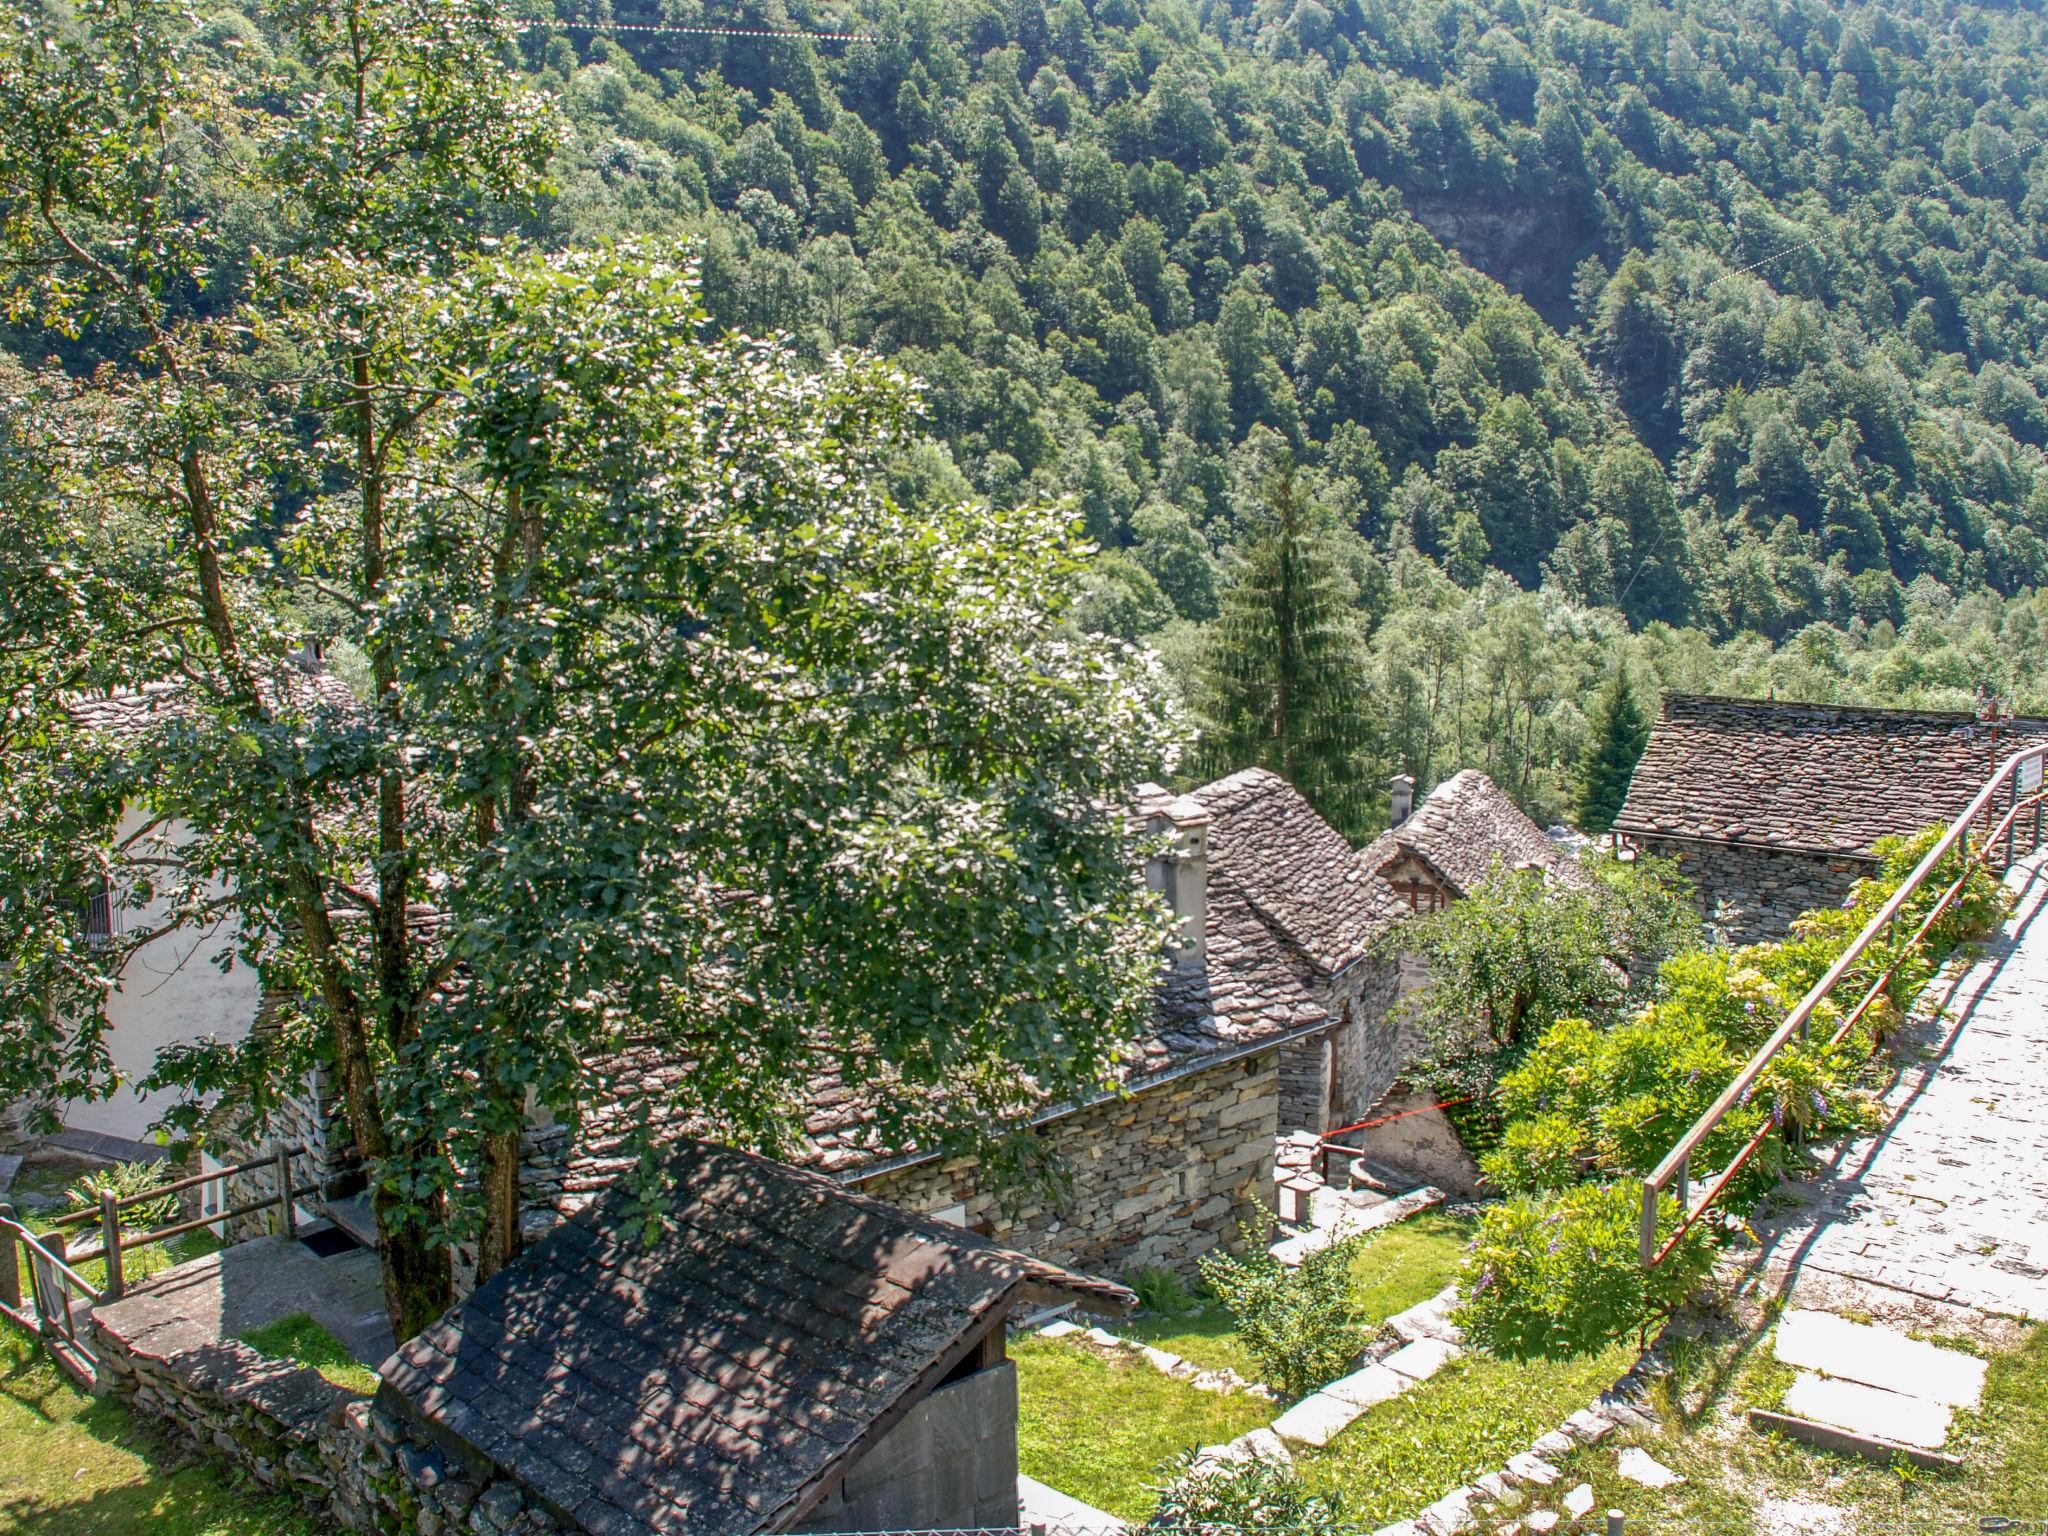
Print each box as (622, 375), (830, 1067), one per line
(1576, 664), (1651, 833)
(1194, 469), (1377, 838)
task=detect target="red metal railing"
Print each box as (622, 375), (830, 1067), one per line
(1639, 740), (2048, 1266)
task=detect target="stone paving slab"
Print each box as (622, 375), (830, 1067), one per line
(1772, 1308), (1988, 1407)
(1270, 1187), (1445, 1266)
(1271, 1390), (1367, 1447)
(1383, 1337), (1460, 1382)
(1781, 1372), (1952, 1451)
(1754, 854), (2048, 1324)
(1323, 1362), (1409, 1409)
(1019, 1474), (1126, 1535)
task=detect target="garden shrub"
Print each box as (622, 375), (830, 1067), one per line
(1453, 1183), (1715, 1361)
(1129, 1265), (1198, 1318)
(1199, 1216), (1362, 1399)
(65, 1161), (175, 1230)
(1479, 1113), (1585, 1195)
(1147, 1449), (1349, 1536)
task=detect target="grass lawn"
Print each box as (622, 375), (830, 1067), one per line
(1013, 1333), (1274, 1521)
(237, 1314), (378, 1395)
(1300, 1340), (1636, 1530)
(1122, 1208), (1481, 1391)
(1537, 1316), (2048, 1536)
(1345, 1208), (1477, 1329)
(0, 1331), (320, 1536)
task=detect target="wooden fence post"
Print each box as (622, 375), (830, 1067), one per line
(0, 1203), (18, 1313)
(274, 1145), (297, 1239)
(99, 1190), (124, 1302)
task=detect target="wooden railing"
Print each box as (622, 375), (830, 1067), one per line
(1640, 740), (2048, 1267)
(0, 1142), (317, 1380)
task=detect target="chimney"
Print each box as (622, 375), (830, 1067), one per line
(1136, 783), (1210, 968)
(1389, 773), (1415, 829)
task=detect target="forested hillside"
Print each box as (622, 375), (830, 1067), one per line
(12, 0), (2048, 822)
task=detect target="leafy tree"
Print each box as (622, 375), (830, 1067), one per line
(1199, 1211), (1365, 1399)
(1574, 664), (1651, 834)
(1193, 470), (1377, 838)
(0, 2), (1181, 1337)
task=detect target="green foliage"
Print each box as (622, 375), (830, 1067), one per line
(1574, 665), (1650, 834)
(1453, 1185), (1716, 1361)
(64, 1161), (176, 1231)
(1194, 470), (1378, 838)
(1128, 1265), (1199, 1319)
(236, 1313), (378, 1395)
(1147, 1451), (1348, 1536)
(1199, 1213), (1363, 1400)
(1409, 854), (1700, 1099)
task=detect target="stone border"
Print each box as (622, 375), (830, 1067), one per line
(1037, 1318), (1279, 1400)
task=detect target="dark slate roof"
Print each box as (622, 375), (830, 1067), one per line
(1613, 693), (2048, 858)
(1196, 767), (1406, 971)
(1358, 769), (1584, 899)
(383, 1140), (1129, 1536)
(64, 670), (360, 742)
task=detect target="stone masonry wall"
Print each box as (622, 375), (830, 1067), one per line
(855, 1050), (1280, 1279)
(1275, 953), (1406, 1133)
(1638, 835), (1869, 946)
(93, 1314), (564, 1535)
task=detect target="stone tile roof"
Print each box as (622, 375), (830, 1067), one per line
(1357, 769), (1584, 899)
(1196, 767), (1407, 971)
(64, 670), (360, 742)
(1614, 694), (2048, 858)
(384, 1139), (1128, 1536)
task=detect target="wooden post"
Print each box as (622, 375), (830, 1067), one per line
(0, 1203), (18, 1313)
(99, 1190), (124, 1302)
(274, 1145), (297, 1239)
(1606, 1512), (1625, 1536)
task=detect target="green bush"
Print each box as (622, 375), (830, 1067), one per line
(1199, 1216), (1362, 1399)
(65, 1161), (175, 1231)
(1453, 1183), (1715, 1361)
(1146, 1449), (1349, 1536)
(1479, 1113), (1586, 1195)
(1129, 1265), (1199, 1318)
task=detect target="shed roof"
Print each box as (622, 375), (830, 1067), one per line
(1613, 694), (2046, 858)
(1358, 769), (1582, 900)
(382, 1140), (1128, 1536)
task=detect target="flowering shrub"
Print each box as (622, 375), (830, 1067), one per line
(1200, 1212), (1364, 1399)
(1453, 1184), (1715, 1361)
(1147, 1449), (1349, 1536)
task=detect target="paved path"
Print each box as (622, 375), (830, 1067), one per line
(1753, 852), (2048, 1323)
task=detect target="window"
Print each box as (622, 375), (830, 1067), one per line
(79, 876), (116, 946)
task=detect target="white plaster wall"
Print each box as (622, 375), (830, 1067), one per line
(62, 807), (259, 1143)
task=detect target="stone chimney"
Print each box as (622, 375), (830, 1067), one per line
(1135, 783), (1210, 968)
(1389, 772), (1416, 829)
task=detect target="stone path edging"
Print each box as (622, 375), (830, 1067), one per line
(1036, 1318), (1280, 1400)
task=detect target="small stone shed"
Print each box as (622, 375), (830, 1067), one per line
(382, 1139), (1131, 1536)
(1614, 694), (2046, 943)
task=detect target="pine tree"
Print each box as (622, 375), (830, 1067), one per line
(1575, 663), (1651, 833)
(1195, 469), (1377, 839)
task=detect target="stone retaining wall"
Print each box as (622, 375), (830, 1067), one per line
(92, 1318), (561, 1535)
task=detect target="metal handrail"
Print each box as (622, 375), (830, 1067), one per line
(1639, 738), (2048, 1266)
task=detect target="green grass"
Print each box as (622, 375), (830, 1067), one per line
(1120, 1302), (1266, 1381)
(1345, 1209), (1478, 1329)
(236, 1314), (377, 1396)
(1301, 1340), (1637, 1531)
(13, 1224), (221, 1306)
(1541, 1320), (2048, 1536)
(1013, 1333), (1274, 1521)
(0, 1331), (320, 1535)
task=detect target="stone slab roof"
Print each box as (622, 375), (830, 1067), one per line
(1614, 694), (2048, 859)
(383, 1140), (1127, 1536)
(1196, 767), (1406, 971)
(1358, 769), (1583, 899)
(64, 670), (360, 742)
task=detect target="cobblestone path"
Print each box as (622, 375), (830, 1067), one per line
(1753, 851), (2048, 1323)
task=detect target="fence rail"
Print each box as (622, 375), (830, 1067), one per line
(1639, 739), (2048, 1267)
(0, 1142), (312, 1382)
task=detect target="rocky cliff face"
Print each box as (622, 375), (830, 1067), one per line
(1403, 193), (1600, 325)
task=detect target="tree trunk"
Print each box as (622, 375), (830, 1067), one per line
(477, 1121), (524, 1281)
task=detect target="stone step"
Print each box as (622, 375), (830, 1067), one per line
(1771, 1308), (1987, 1408)
(1779, 1371), (1953, 1451)
(1269, 1186), (1444, 1266)
(1748, 1407), (1965, 1472)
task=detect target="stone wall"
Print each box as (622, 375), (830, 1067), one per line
(1637, 835), (1870, 945)
(1275, 952), (1405, 1134)
(93, 1312), (567, 1535)
(855, 1050), (1280, 1280)
(1341, 1087), (1485, 1197)
(792, 1361), (1019, 1533)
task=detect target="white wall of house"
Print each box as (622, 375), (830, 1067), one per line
(61, 807), (259, 1145)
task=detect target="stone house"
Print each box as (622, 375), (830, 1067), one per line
(380, 1138), (1130, 1536)
(1613, 694), (2046, 944)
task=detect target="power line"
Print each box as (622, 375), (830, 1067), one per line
(519, 18), (876, 42)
